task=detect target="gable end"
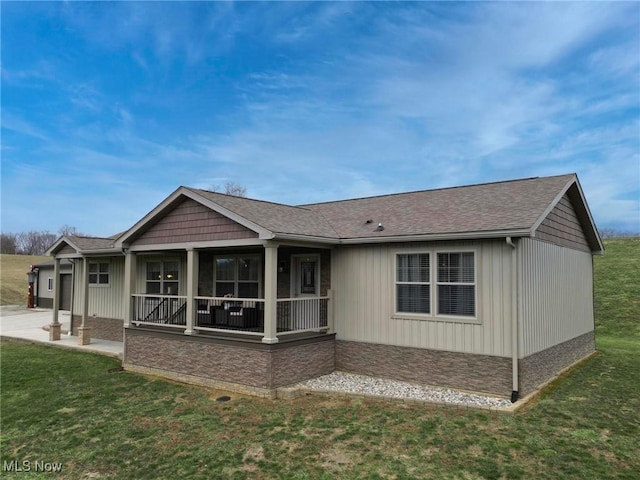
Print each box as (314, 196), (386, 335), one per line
(535, 193), (591, 252)
(130, 198), (258, 246)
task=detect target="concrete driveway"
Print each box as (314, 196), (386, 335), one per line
(0, 306), (122, 358)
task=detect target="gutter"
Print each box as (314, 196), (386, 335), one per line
(506, 237), (519, 403)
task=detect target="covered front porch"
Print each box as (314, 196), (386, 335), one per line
(124, 243), (333, 344)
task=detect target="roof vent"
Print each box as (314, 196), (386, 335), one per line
(376, 223), (384, 232)
(365, 219), (373, 224)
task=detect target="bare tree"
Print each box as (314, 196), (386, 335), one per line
(0, 233), (18, 254)
(210, 181), (247, 197)
(58, 224), (87, 237)
(16, 231), (56, 255)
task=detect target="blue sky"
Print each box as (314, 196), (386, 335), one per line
(2, 1), (639, 237)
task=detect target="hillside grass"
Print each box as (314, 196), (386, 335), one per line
(1, 238), (639, 479)
(0, 254), (49, 306)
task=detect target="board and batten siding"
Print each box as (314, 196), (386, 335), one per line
(72, 256), (125, 320)
(332, 239), (513, 357)
(518, 238), (594, 357)
(131, 198), (258, 246)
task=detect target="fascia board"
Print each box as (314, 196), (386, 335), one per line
(127, 238), (265, 252)
(530, 175), (575, 234)
(116, 187), (274, 248)
(529, 175), (604, 254)
(46, 236), (82, 256)
(337, 229), (531, 245)
(184, 190), (273, 239)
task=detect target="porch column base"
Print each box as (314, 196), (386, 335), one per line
(78, 327), (92, 346)
(184, 329), (198, 336)
(49, 323), (61, 341)
(261, 336), (279, 344)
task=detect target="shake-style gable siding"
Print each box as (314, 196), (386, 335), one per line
(58, 244), (77, 255)
(131, 198), (258, 246)
(535, 194), (590, 252)
(518, 238), (594, 357)
(332, 239), (513, 357)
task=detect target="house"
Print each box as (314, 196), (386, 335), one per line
(33, 259), (72, 309)
(46, 173), (603, 401)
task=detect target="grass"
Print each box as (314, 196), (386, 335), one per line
(1, 238), (639, 479)
(0, 254), (49, 306)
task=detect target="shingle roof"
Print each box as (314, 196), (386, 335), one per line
(301, 174), (576, 239)
(68, 235), (117, 251)
(189, 188), (339, 239)
(187, 174), (575, 240)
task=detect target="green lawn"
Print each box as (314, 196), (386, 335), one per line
(1, 238), (639, 479)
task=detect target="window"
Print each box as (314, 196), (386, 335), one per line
(47, 278), (53, 291)
(215, 255), (260, 298)
(146, 261), (180, 295)
(437, 252), (475, 316)
(89, 262), (110, 286)
(396, 253), (430, 314)
(394, 250), (477, 320)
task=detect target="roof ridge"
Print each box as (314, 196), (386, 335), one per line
(300, 173), (576, 207)
(188, 187), (315, 212)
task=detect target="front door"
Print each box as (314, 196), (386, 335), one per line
(290, 255), (320, 330)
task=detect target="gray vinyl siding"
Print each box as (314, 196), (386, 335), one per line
(518, 238), (594, 357)
(332, 239), (513, 357)
(535, 194), (591, 252)
(131, 198), (258, 246)
(72, 256), (125, 320)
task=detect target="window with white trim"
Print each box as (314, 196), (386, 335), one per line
(396, 253), (430, 314)
(214, 255), (260, 298)
(47, 278), (53, 291)
(89, 262), (110, 286)
(146, 261), (179, 295)
(437, 252), (475, 316)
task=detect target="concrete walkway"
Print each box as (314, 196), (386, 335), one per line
(0, 306), (123, 359)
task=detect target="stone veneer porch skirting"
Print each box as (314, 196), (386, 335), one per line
(124, 328), (336, 397)
(71, 315), (124, 342)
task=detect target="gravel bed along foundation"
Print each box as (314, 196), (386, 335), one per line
(297, 371), (512, 409)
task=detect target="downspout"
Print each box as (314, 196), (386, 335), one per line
(506, 237), (519, 403)
(68, 260), (76, 336)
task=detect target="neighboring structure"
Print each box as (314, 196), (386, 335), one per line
(33, 259), (73, 309)
(46, 174), (603, 401)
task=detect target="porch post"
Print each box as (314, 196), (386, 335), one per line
(78, 257), (92, 345)
(262, 242), (279, 344)
(185, 248), (198, 335)
(327, 288), (334, 334)
(49, 258), (61, 341)
(123, 251), (137, 328)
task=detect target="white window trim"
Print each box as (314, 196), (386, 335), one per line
(213, 254), (262, 299)
(47, 277), (53, 291)
(88, 262), (110, 288)
(392, 247), (480, 324)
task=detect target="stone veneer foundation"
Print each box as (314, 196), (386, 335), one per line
(336, 340), (513, 396)
(124, 328), (335, 396)
(71, 315), (124, 342)
(518, 331), (596, 396)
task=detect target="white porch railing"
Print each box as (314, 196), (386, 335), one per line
(276, 297), (330, 335)
(132, 294), (188, 328)
(130, 295), (330, 337)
